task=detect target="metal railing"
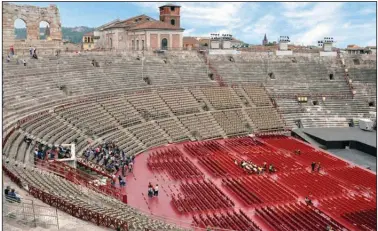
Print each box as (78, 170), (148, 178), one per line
(3, 195), (59, 229)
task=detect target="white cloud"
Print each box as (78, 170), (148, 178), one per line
(283, 2), (344, 29)
(366, 39), (376, 46)
(292, 24), (332, 46)
(252, 15), (275, 35)
(183, 28), (195, 36)
(180, 2), (245, 28)
(359, 8), (376, 15)
(135, 2), (375, 47)
(281, 2), (311, 10)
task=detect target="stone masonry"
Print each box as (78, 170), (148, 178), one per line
(2, 3), (62, 53)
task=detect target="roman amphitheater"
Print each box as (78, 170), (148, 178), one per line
(2, 3), (377, 231)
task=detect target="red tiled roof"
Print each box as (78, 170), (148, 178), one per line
(159, 4), (181, 8)
(129, 21), (184, 30)
(183, 37), (199, 44)
(104, 15), (156, 29)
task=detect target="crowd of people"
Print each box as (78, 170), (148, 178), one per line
(83, 141), (134, 176)
(24, 135), (72, 161)
(235, 159), (276, 174)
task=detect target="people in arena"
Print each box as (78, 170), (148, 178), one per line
(154, 184), (159, 197)
(148, 182), (154, 197)
(317, 162), (321, 172)
(128, 161), (134, 173)
(311, 162), (316, 172)
(4, 186), (10, 196)
(263, 162), (267, 171)
(118, 175), (126, 187)
(83, 142), (135, 175)
(7, 189), (21, 202)
(305, 196), (313, 206)
(10, 45), (14, 56)
(268, 164), (276, 173)
(326, 225), (334, 231)
(239, 159), (274, 174)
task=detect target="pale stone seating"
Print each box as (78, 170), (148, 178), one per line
(127, 121), (168, 149)
(126, 91), (172, 121)
(202, 87), (242, 110)
(156, 117), (190, 142)
(97, 97), (143, 128)
(171, 62), (210, 83)
(211, 109), (250, 136)
(158, 88), (201, 115)
(245, 107), (285, 132)
(243, 85), (272, 106)
(55, 102), (118, 136)
(178, 112), (223, 140)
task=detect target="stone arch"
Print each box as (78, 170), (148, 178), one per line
(170, 19), (175, 26)
(3, 3), (62, 50)
(38, 20), (51, 40)
(14, 18), (27, 40)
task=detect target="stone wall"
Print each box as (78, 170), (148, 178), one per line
(2, 3), (62, 52)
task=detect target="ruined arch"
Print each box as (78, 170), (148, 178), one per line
(14, 18), (27, 40)
(38, 20), (51, 40)
(3, 3), (62, 49)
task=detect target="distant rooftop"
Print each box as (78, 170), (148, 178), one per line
(159, 4), (181, 8)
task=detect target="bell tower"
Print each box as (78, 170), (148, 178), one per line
(159, 4), (181, 28)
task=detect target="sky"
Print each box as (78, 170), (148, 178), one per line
(13, 1), (377, 48)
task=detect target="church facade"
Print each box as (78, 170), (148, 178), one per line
(94, 4), (184, 51)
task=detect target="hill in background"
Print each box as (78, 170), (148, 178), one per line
(14, 26), (94, 44)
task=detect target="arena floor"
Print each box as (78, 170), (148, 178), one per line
(116, 135), (376, 231)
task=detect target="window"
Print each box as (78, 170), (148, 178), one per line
(136, 40), (139, 50)
(268, 72), (275, 79)
(208, 73), (214, 80)
(329, 73), (334, 80)
(132, 40), (135, 50)
(171, 19), (175, 26)
(353, 59), (360, 65)
(313, 100), (319, 106)
(171, 6), (175, 11)
(142, 40), (144, 49)
(161, 38), (168, 50)
(369, 101), (375, 107)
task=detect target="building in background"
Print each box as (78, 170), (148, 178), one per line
(345, 44), (376, 54)
(262, 34), (268, 45)
(183, 36), (199, 50)
(82, 31), (94, 50)
(93, 4), (184, 51)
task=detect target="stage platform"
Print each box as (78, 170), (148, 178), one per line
(300, 127), (376, 148)
(116, 135), (376, 231)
